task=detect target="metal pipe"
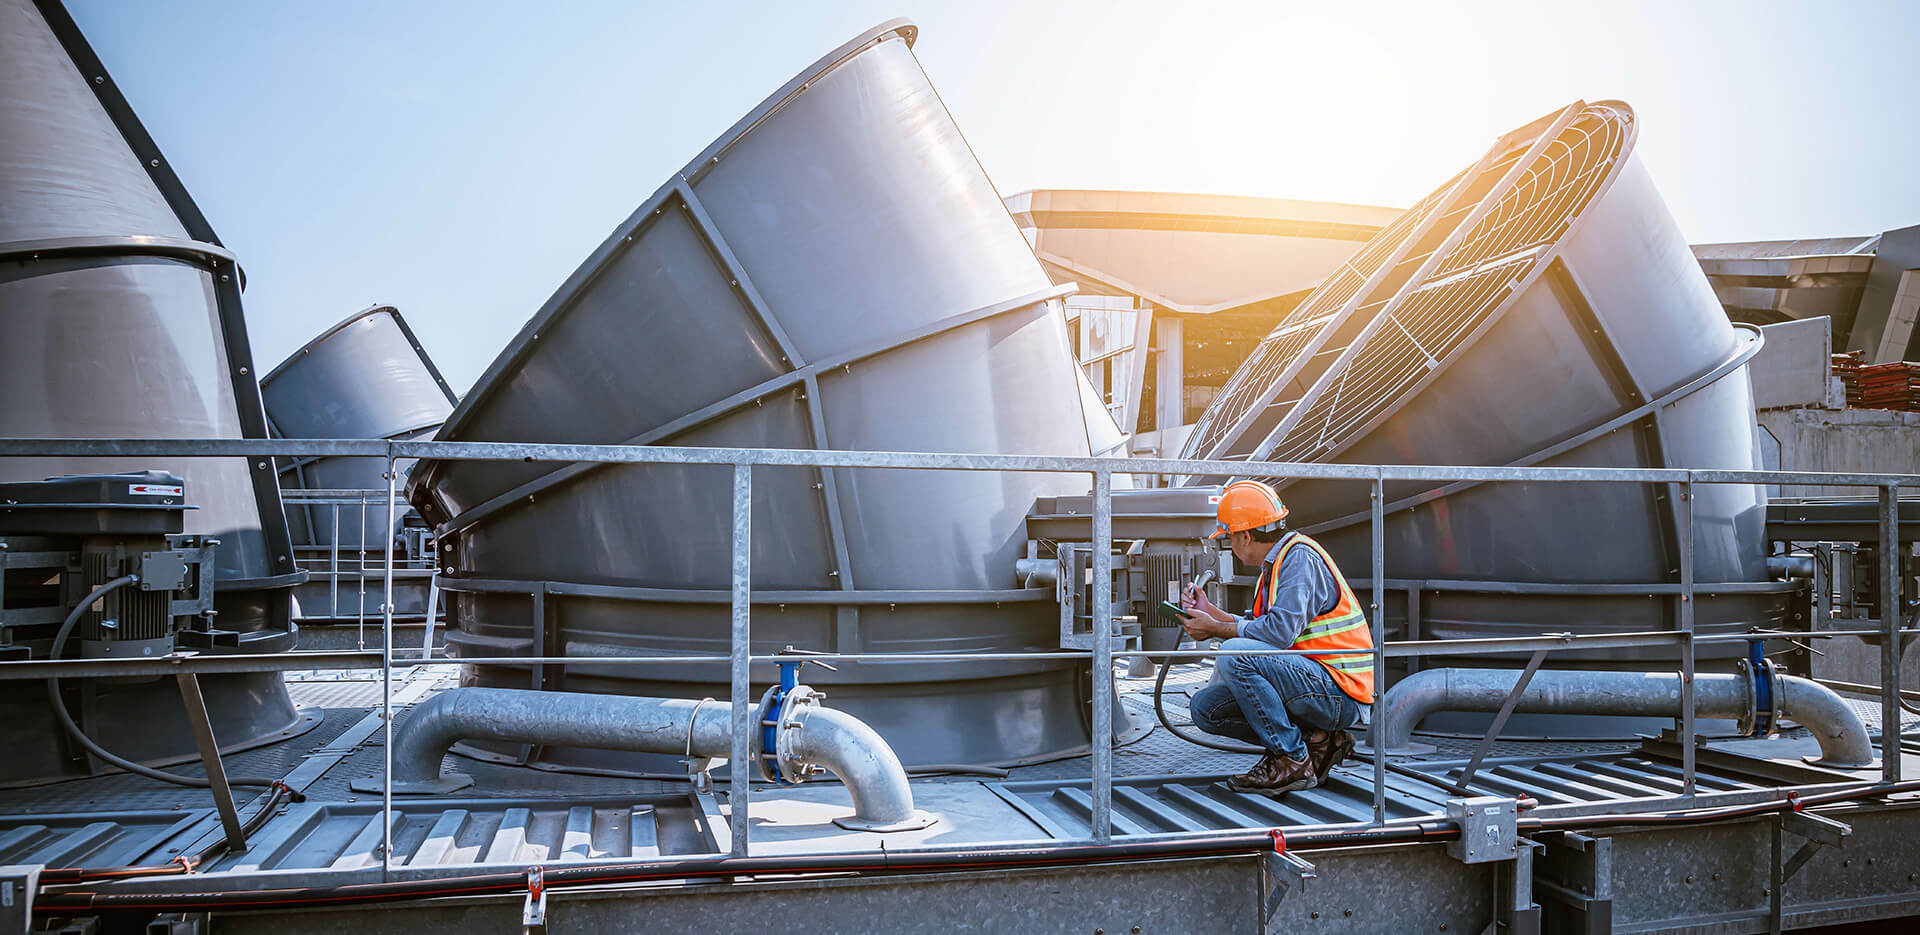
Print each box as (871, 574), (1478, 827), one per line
(1376, 668), (1875, 768)
(365, 687), (932, 831)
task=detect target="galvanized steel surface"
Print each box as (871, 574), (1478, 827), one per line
(1375, 667), (1877, 767)
(405, 20), (1113, 771)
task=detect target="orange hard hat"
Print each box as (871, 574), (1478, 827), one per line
(1208, 480), (1289, 539)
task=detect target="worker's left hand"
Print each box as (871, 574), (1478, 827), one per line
(1178, 610), (1232, 641)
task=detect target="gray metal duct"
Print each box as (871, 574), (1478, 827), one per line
(408, 20), (1123, 773)
(362, 687), (935, 832)
(261, 306), (456, 630)
(262, 304), (457, 545)
(1179, 102), (1786, 699)
(0, 0), (304, 780)
(1375, 667), (1875, 768)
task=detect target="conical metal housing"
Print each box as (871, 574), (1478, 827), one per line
(0, 0), (306, 781)
(1181, 102), (1785, 709)
(410, 21), (1128, 771)
(262, 305), (456, 628)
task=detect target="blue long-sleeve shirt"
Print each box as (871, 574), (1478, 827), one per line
(1235, 532), (1341, 647)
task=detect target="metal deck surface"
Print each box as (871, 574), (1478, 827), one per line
(0, 661), (1910, 874)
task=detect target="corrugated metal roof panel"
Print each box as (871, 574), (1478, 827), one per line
(0, 810), (208, 869)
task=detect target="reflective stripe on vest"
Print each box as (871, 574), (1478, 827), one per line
(1250, 533), (1375, 703)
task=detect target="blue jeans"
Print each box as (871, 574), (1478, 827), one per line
(1190, 637), (1363, 759)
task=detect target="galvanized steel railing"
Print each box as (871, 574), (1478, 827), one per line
(1, 437), (1914, 878)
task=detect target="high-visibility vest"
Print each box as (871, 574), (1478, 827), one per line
(1251, 533), (1375, 704)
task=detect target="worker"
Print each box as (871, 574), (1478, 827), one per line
(1177, 480), (1374, 795)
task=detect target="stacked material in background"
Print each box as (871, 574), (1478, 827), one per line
(1832, 352), (1866, 408)
(1856, 361), (1920, 411)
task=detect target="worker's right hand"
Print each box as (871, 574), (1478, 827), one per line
(1182, 585), (1228, 623)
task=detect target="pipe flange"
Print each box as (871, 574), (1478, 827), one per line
(773, 685), (826, 783)
(832, 809), (939, 833)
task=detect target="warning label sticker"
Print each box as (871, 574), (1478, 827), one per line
(129, 484), (184, 497)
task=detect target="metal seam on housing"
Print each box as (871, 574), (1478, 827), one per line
(432, 575), (1053, 605)
(425, 282), (1076, 536)
(671, 178), (852, 591)
(1298, 323), (1766, 534)
(0, 234), (237, 266)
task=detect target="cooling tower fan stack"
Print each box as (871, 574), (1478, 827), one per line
(261, 305), (458, 637)
(410, 20), (1139, 774)
(0, 0), (309, 782)
(1181, 101), (1785, 734)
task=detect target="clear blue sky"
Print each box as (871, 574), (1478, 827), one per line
(67, 0), (1920, 393)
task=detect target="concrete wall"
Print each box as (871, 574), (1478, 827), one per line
(1756, 407), (1920, 498)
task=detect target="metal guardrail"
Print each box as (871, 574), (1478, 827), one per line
(2, 437), (1912, 877)
(278, 488), (432, 643)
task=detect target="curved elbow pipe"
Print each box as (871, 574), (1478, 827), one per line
(1775, 675), (1877, 768)
(356, 688), (935, 831)
(781, 703), (924, 831)
(1375, 668), (1875, 768)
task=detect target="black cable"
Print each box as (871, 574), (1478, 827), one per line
(1151, 656), (1264, 755)
(44, 575), (281, 789)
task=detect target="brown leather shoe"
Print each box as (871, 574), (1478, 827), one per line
(1306, 729), (1355, 783)
(1228, 752), (1318, 796)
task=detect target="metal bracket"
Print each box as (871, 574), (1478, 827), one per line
(1455, 649), (1548, 791)
(1768, 805), (1853, 934)
(175, 673), (246, 852)
(521, 867), (547, 935)
(1780, 808), (1850, 880)
(1259, 833), (1316, 927)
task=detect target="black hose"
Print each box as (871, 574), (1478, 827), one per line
(35, 779), (1920, 913)
(44, 575), (281, 790)
(1151, 657), (1263, 754)
(907, 764), (1012, 778)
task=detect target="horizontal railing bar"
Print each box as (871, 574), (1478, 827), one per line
(4, 438), (1918, 487)
(0, 651), (386, 680)
(0, 631), (1697, 680)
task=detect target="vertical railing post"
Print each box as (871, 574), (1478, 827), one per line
(729, 463), (753, 855)
(357, 492), (368, 649)
(1370, 471), (1387, 826)
(1880, 484), (1902, 784)
(329, 501), (340, 618)
(1090, 469), (1114, 844)
(380, 450), (398, 877)
(1680, 477), (1696, 795)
